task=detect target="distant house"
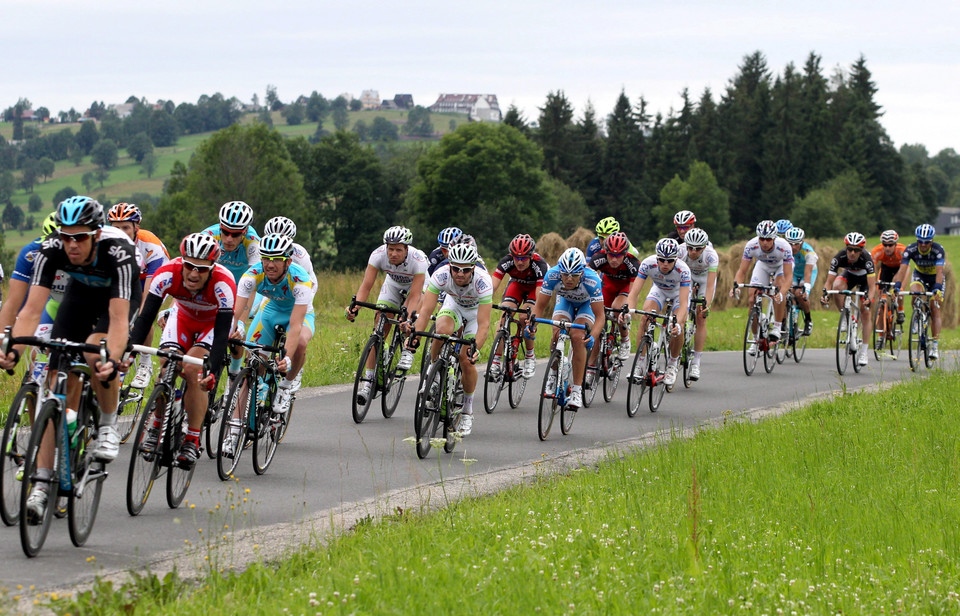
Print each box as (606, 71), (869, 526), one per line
(429, 94), (501, 122)
(380, 99), (398, 111)
(108, 103), (136, 118)
(360, 90), (380, 110)
(935, 207), (960, 236)
(393, 94), (414, 110)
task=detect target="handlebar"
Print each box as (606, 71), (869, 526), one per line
(349, 296), (406, 317)
(733, 282), (777, 293)
(903, 290), (934, 297)
(227, 337), (285, 356)
(824, 290), (866, 296)
(493, 303), (532, 316)
(411, 330), (475, 347)
(628, 309), (672, 321)
(532, 317), (587, 331)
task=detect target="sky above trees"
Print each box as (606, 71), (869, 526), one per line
(4, 0), (958, 153)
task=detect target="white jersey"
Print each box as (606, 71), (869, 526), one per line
(678, 244), (719, 280)
(290, 242), (318, 295)
(367, 245), (428, 288)
(742, 237), (795, 270)
(427, 265), (493, 309)
(637, 256), (692, 292)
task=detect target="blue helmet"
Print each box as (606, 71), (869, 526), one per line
(915, 223), (935, 241)
(259, 233), (294, 258)
(775, 219), (793, 235)
(755, 220), (777, 239)
(784, 227), (805, 244)
(557, 247), (587, 275)
(437, 227), (463, 248)
(656, 238), (680, 259)
(219, 200), (253, 230)
(56, 196), (104, 229)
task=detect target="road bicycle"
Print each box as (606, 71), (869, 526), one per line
(587, 305), (629, 404)
(679, 290), (706, 387)
(216, 327), (290, 480)
(783, 285), (808, 363)
(1, 351), (49, 526)
(626, 308), (673, 416)
(872, 281), (903, 361)
(126, 345), (208, 516)
(202, 347), (232, 459)
(116, 356), (148, 444)
(413, 330), (473, 458)
(905, 290), (936, 371)
(349, 298), (411, 424)
(531, 317), (589, 440)
(736, 283), (780, 376)
(0, 330), (110, 557)
(824, 289), (867, 375)
(483, 303), (531, 413)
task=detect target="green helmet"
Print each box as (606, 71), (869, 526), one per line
(595, 217), (620, 237)
(42, 212), (59, 239)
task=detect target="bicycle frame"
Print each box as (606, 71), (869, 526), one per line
(825, 289), (866, 375)
(349, 298), (411, 424)
(627, 308), (673, 415)
(905, 290), (935, 371)
(413, 330), (472, 457)
(737, 283), (779, 376)
(485, 303), (532, 413)
(533, 317), (588, 440)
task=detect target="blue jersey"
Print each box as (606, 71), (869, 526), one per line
(540, 266), (603, 304)
(792, 242), (819, 283)
(236, 262), (313, 312)
(202, 223), (261, 283)
(12, 238), (43, 284)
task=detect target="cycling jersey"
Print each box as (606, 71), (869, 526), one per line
(427, 246), (446, 276)
(589, 251), (640, 305)
(637, 256), (692, 293)
(146, 259), (237, 321)
(134, 229), (170, 281)
(428, 265), (494, 309)
(677, 244), (719, 280)
(586, 237), (641, 260)
(237, 262), (313, 310)
(901, 241), (945, 276)
(828, 250), (875, 278)
(202, 223), (261, 282)
(742, 237), (795, 270)
(870, 242), (905, 270)
(791, 242), (819, 284)
(492, 254), (548, 286)
(540, 266), (604, 304)
(12, 238), (68, 302)
(32, 226), (139, 301)
(290, 242), (318, 293)
(368, 244), (429, 287)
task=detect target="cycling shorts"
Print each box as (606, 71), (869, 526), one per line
(553, 297), (596, 325)
(878, 263), (898, 284)
(159, 305), (215, 351)
(750, 263), (784, 286)
(911, 271), (938, 292)
(689, 274), (717, 303)
(378, 277), (410, 310)
(645, 286), (682, 312)
(502, 280), (537, 305)
(34, 297), (61, 342)
(436, 295), (479, 337)
(837, 273), (869, 293)
(601, 279), (632, 307)
(51, 284), (141, 345)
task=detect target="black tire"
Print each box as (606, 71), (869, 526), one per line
(166, 397), (194, 508)
(204, 366), (229, 458)
(681, 324), (695, 388)
(352, 336), (380, 424)
(217, 372), (250, 481)
(763, 327), (778, 374)
(793, 319), (808, 363)
(836, 309), (850, 375)
(275, 394), (293, 444)
(851, 314), (863, 374)
(252, 380), (279, 476)
(538, 351), (561, 441)
(2, 383), (37, 526)
(873, 302), (888, 361)
(19, 400), (59, 557)
(415, 361), (443, 459)
(626, 336), (651, 418)
(602, 333), (622, 403)
(743, 308), (760, 376)
(908, 311), (922, 371)
(68, 401), (105, 547)
(582, 360), (598, 409)
(126, 390), (163, 517)
(483, 331), (508, 413)
(649, 337), (667, 413)
(922, 314), (933, 369)
(380, 335), (406, 419)
(116, 372), (146, 444)
(507, 341), (528, 409)
(775, 327), (787, 365)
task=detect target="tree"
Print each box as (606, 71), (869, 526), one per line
(70, 145), (84, 166)
(81, 171), (95, 192)
(149, 109), (180, 147)
(600, 91), (648, 240)
(0, 171), (15, 204)
(94, 167), (110, 188)
(52, 186), (78, 207)
(76, 120), (99, 154)
(535, 91), (577, 184)
(502, 104), (529, 136)
(126, 131), (154, 163)
(35, 107), (50, 122)
(91, 139), (119, 169)
(654, 161), (732, 243)
(257, 108), (274, 128)
(791, 169), (877, 237)
(20, 158), (40, 192)
(305, 91), (329, 123)
(266, 85), (283, 111)
(140, 152), (159, 178)
(3, 203), (24, 231)
(349, 98), (363, 112)
(12, 98), (30, 141)
(369, 116), (399, 142)
(402, 106), (434, 137)
(28, 193), (43, 212)
(281, 103), (305, 126)
(353, 119), (369, 141)
(332, 106), (349, 132)
(37, 157), (55, 182)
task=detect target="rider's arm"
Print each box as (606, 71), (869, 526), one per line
(936, 264), (945, 287)
(705, 270), (718, 307)
(7, 286), (50, 360)
(405, 272), (425, 314)
(105, 297), (132, 362)
(283, 304), (307, 361)
(780, 263), (793, 295)
(589, 300), (605, 341)
(733, 258), (751, 287)
(892, 263), (909, 287)
(354, 265), (380, 305)
(412, 291), (440, 333)
(0, 278), (29, 332)
(130, 293), (164, 346)
(474, 303), (492, 351)
(675, 285), (690, 328)
(626, 274), (647, 310)
(528, 290), (550, 326)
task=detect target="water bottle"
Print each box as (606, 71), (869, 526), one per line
(31, 359), (48, 385)
(65, 408), (78, 445)
(257, 376), (269, 406)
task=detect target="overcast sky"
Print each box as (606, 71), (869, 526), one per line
(5, 0), (958, 153)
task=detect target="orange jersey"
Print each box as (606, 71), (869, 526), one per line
(870, 242), (905, 269)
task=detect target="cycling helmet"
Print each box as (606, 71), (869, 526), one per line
(844, 232), (866, 248)
(880, 229), (899, 244)
(656, 238), (680, 260)
(683, 228), (709, 248)
(604, 231), (630, 254)
(595, 217), (620, 237)
(447, 241), (478, 265)
(557, 247), (587, 274)
(452, 233), (477, 249)
(108, 202), (142, 223)
(784, 227), (805, 244)
(264, 216), (297, 239)
(509, 233), (536, 257)
(383, 225), (413, 245)
(56, 196), (104, 229)
(755, 220), (777, 239)
(259, 232), (295, 258)
(180, 232), (221, 261)
(775, 219), (793, 235)
(915, 223), (935, 241)
(41, 212), (59, 238)
(437, 226), (463, 248)
(219, 200), (253, 230)
(673, 210), (696, 226)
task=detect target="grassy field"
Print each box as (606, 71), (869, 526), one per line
(36, 365), (960, 615)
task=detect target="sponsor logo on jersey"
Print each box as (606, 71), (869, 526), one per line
(108, 244), (131, 262)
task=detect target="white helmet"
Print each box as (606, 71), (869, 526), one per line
(683, 228), (708, 248)
(264, 216), (297, 239)
(447, 241), (478, 265)
(383, 225), (413, 245)
(557, 248), (587, 274)
(219, 200), (253, 230)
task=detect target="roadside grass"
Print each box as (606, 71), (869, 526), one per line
(45, 366), (960, 615)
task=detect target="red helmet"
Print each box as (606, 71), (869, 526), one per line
(509, 233), (536, 257)
(604, 231), (629, 254)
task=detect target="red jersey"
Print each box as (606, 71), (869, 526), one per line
(147, 258), (237, 321)
(492, 253), (548, 286)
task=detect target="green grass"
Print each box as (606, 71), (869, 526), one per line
(42, 366), (960, 615)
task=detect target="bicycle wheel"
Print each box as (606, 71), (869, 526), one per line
(836, 309), (850, 375)
(166, 400), (195, 508)
(793, 319), (807, 363)
(538, 350), (561, 441)
(681, 326), (695, 388)
(775, 324), (787, 365)
(922, 314), (934, 368)
(117, 375), (146, 445)
(381, 334), (406, 419)
(415, 361), (443, 458)
(851, 316), (863, 374)
(873, 301), (888, 361)
(216, 372), (251, 481)
(204, 366), (228, 458)
(907, 311), (922, 371)
(582, 359), (598, 409)
(126, 389), (164, 516)
(626, 336), (651, 418)
(889, 312), (903, 360)
(649, 338), (667, 413)
(783, 305), (795, 360)
(252, 383), (280, 476)
(19, 399), (59, 557)
(743, 308), (761, 376)
(2, 383), (37, 526)
(351, 336), (379, 424)
(483, 330), (508, 413)
(603, 333), (622, 403)
(68, 400), (105, 547)
(763, 326), (778, 374)
(507, 339), (528, 408)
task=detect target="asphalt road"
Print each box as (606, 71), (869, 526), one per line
(0, 348), (949, 591)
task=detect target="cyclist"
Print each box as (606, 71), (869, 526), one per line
(820, 232), (876, 367)
(784, 227), (818, 336)
(676, 228), (718, 380)
(627, 238), (692, 387)
(408, 241), (493, 436)
(108, 202), (171, 387)
(0, 197), (140, 519)
(427, 227), (462, 276)
(346, 226), (427, 405)
(587, 231), (640, 381)
(489, 233), (548, 379)
(775, 219), (793, 238)
(586, 217), (641, 260)
(667, 210), (698, 243)
(527, 248), (604, 410)
(731, 220), (795, 352)
(263, 216), (318, 411)
(128, 233), (235, 468)
(870, 229), (906, 324)
(893, 223), (946, 360)
(225, 233), (314, 457)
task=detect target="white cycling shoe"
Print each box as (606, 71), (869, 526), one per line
(459, 414), (473, 436)
(689, 362), (701, 381)
(664, 363), (678, 387)
(397, 349), (414, 371)
(522, 357), (536, 379)
(130, 358), (153, 389)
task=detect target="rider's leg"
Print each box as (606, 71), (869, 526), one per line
(182, 345), (211, 433)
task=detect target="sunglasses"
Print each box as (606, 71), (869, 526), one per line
(918, 240), (932, 245)
(845, 247), (863, 253)
(262, 255), (289, 262)
(882, 243), (896, 247)
(560, 272), (581, 278)
(182, 260), (214, 273)
(676, 225), (693, 231)
(450, 265), (474, 274)
(657, 258), (676, 264)
(607, 251), (626, 258)
(513, 255), (530, 261)
(59, 230), (97, 243)
(221, 228), (246, 238)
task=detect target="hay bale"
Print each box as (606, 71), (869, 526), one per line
(536, 232), (567, 265)
(565, 227), (595, 255)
